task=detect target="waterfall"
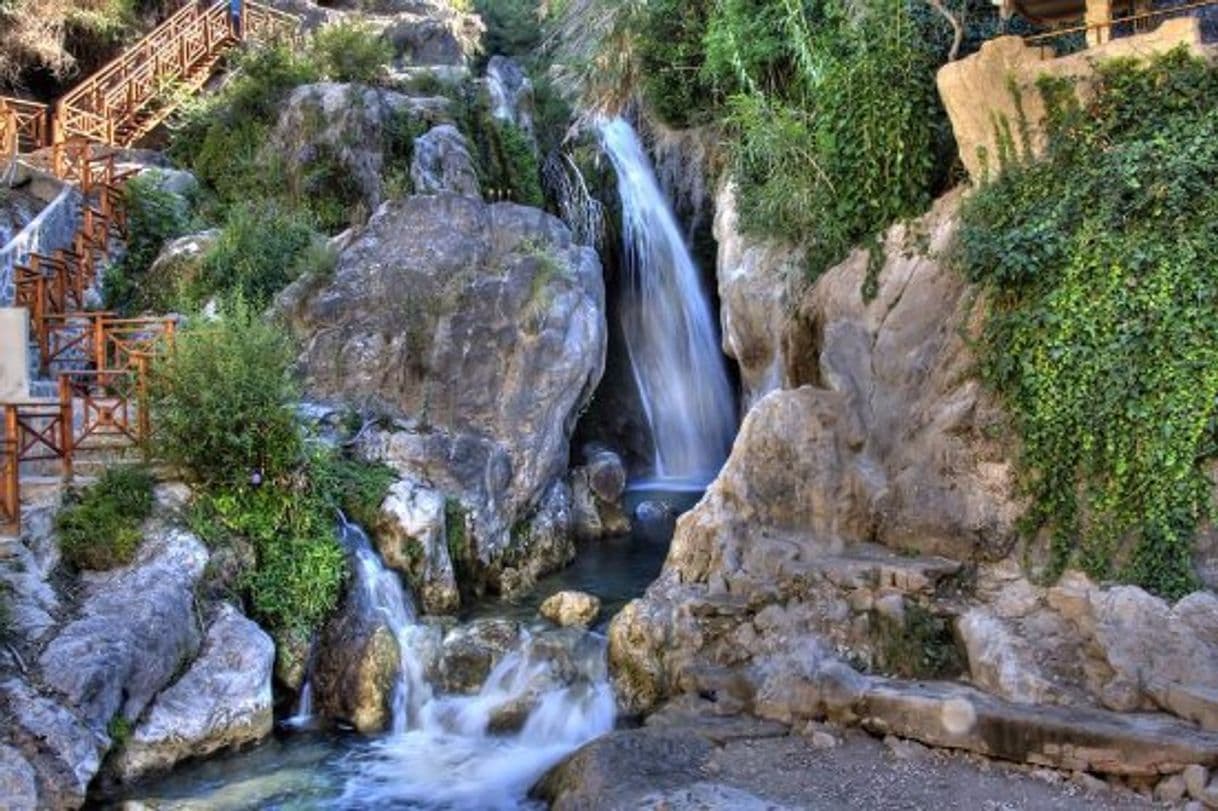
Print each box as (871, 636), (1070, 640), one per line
(335, 519), (616, 809)
(598, 117), (736, 485)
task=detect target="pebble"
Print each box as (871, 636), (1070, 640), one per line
(1183, 765), (1210, 800)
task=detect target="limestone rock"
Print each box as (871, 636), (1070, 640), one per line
(381, 4), (484, 66)
(541, 590), (601, 628)
(39, 527), (208, 732)
(1185, 765), (1210, 800)
(289, 193), (606, 589)
(495, 478), (576, 600)
(109, 605), (275, 782)
(713, 179), (802, 406)
(374, 476), (460, 614)
(0, 679), (105, 809)
(410, 124), (480, 197)
(144, 229), (218, 308)
(430, 618), (522, 694)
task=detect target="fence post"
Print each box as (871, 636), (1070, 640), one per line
(3, 406), (18, 536)
(136, 355), (151, 451)
(58, 375), (73, 480)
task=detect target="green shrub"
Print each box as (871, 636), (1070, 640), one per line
(150, 302), (301, 489)
(104, 171), (194, 314)
(475, 0), (545, 58)
(56, 466), (156, 571)
(311, 454), (398, 530)
(956, 49), (1218, 599)
(309, 21), (392, 84)
(634, 0), (717, 128)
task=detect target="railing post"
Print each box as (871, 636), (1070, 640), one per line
(58, 375), (73, 480)
(3, 406), (18, 536)
(136, 355), (151, 451)
(93, 315), (106, 376)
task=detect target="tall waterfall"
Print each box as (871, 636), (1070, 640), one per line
(599, 118), (736, 485)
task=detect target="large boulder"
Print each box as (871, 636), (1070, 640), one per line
(379, 3), (485, 66)
(540, 590), (601, 628)
(286, 194), (606, 598)
(39, 526), (209, 733)
(569, 448), (630, 541)
(0, 680), (104, 809)
(0, 745), (38, 811)
(109, 604), (275, 782)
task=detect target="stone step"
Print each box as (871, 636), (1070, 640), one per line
(857, 677), (1218, 777)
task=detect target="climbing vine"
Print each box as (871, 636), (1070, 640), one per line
(957, 49), (1218, 599)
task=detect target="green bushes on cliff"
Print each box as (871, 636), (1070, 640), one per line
(957, 49), (1218, 599)
(309, 21), (392, 84)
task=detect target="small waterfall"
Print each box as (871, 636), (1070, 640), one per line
(598, 117), (736, 485)
(341, 519), (433, 732)
(334, 519), (615, 809)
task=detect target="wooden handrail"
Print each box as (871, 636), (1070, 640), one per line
(0, 97), (51, 156)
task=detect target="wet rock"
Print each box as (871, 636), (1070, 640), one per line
(570, 455), (631, 541)
(0, 744), (38, 811)
(39, 526), (208, 732)
(110, 605), (275, 782)
(541, 590), (601, 628)
(313, 578), (403, 733)
(495, 479), (575, 600)
(410, 124), (480, 197)
(430, 619), (522, 694)
(375, 476), (460, 615)
(289, 194), (605, 590)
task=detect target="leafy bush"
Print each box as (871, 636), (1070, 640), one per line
(956, 49), (1218, 599)
(190, 201), (318, 308)
(104, 171), (195, 314)
(309, 21), (392, 84)
(475, 0), (545, 58)
(150, 301), (301, 488)
(56, 466), (156, 571)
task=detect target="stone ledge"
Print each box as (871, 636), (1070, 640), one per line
(859, 678), (1218, 777)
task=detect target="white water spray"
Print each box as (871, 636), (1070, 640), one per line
(599, 117), (736, 485)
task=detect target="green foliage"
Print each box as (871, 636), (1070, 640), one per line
(308, 21), (392, 84)
(634, 0), (717, 128)
(150, 301), (300, 489)
(104, 171), (194, 314)
(56, 466), (155, 571)
(107, 714), (133, 748)
(872, 603), (965, 679)
(190, 201), (318, 308)
(475, 0), (544, 58)
(956, 49), (1218, 599)
(445, 497), (470, 575)
(453, 84), (544, 205)
(310, 454), (398, 531)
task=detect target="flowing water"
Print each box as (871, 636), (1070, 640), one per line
(113, 521), (619, 811)
(599, 117), (737, 485)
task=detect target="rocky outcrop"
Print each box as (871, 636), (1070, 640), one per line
(109, 604), (275, 783)
(541, 590), (601, 628)
(286, 193), (606, 600)
(493, 478), (576, 600)
(486, 56), (535, 139)
(429, 618), (521, 694)
(39, 526), (208, 733)
(410, 124), (480, 197)
(0, 679), (104, 809)
(144, 229), (218, 307)
(379, 1), (484, 66)
(271, 83), (451, 212)
(0, 744), (38, 811)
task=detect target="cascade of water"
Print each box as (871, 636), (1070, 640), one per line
(333, 518), (616, 808)
(598, 117), (736, 485)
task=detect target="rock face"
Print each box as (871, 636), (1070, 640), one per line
(0, 745), (38, 811)
(144, 229), (218, 306)
(287, 193), (606, 600)
(570, 448), (630, 540)
(380, 1), (484, 66)
(541, 590), (602, 628)
(110, 604), (275, 782)
(410, 124), (480, 197)
(271, 83), (451, 212)
(486, 56), (535, 139)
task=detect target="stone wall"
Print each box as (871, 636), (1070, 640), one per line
(937, 17), (1205, 181)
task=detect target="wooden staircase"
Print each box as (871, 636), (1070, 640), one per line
(0, 0), (300, 158)
(0, 0), (304, 536)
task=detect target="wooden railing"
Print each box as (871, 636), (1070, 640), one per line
(1, 429), (16, 536)
(0, 97), (51, 158)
